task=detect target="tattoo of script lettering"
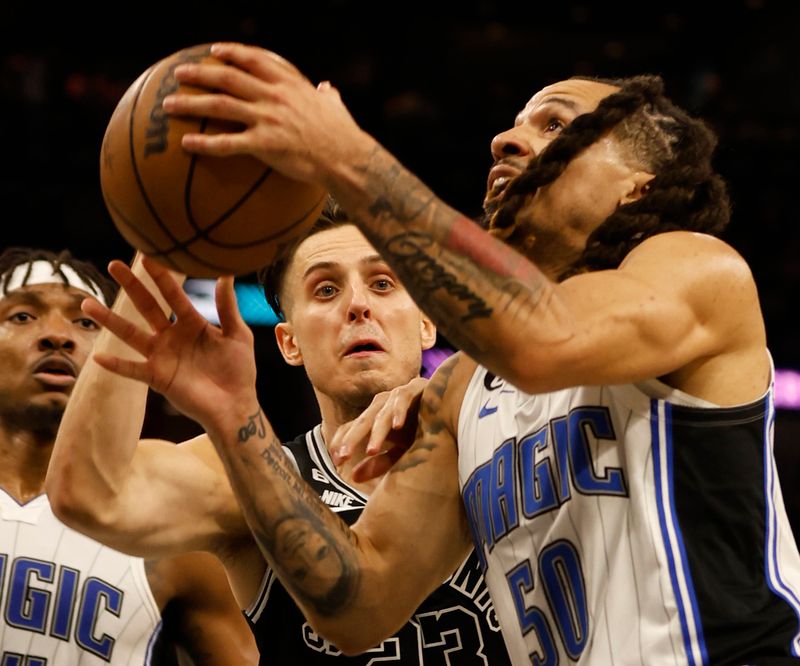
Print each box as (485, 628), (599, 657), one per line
(238, 409), (266, 443)
(385, 231), (492, 322)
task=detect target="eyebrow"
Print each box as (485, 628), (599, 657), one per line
(302, 254), (389, 281)
(0, 289), (86, 310)
(518, 96), (582, 124)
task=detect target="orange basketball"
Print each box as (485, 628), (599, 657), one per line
(99, 43), (326, 277)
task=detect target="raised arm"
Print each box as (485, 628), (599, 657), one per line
(163, 43), (767, 404)
(85, 256), (474, 653)
(46, 255), (247, 559)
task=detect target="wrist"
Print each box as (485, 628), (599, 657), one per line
(204, 398), (272, 450)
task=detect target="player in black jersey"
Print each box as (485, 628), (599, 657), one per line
(47, 206), (512, 663)
(241, 203), (511, 663)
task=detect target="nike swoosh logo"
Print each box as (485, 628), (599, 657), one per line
(478, 402), (498, 419)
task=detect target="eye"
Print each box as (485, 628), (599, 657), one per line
(314, 283), (338, 299)
(544, 118), (565, 134)
(372, 277), (395, 292)
(8, 311), (35, 324)
(75, 317), (100, 330)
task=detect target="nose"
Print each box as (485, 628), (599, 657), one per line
(37, 316), (76, 353)
(346, 283), (371, 323)
(490, 126), (535, 161)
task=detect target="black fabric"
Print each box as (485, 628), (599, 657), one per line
(246, 429), (512, 665)
(670, 398), (800, 664)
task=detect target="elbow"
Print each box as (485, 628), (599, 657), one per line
(310, 620), (389, 656)
(46, 468), (108, 534)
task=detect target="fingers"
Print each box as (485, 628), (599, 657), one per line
(82, 298), (153, 356)
(331, 393), (390, 464)
(92, 351), (152, 384)
(351, 446), (408, 484)
(331, 377), (428, 463)
(140, 256), (204, 325)
(209, 42), (303, 80)
(108, 260), (171, 332)
(215, 276), (245, 335)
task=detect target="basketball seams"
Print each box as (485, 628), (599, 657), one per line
(101, 45), (327, 277)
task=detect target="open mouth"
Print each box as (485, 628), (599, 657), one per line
(32, 355), (77, 387)
(344, 341), (384, 356)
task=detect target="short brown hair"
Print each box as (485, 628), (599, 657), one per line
(258, 195), (350, 320)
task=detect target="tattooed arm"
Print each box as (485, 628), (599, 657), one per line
(163, 43), (571, 389)
(204, 353), (475, 654)
(81, 257), (475, 652)
(166, 43), (769, 406)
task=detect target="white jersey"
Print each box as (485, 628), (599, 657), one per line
(0, 490), (163, 665)
(457, 364), (800, 665)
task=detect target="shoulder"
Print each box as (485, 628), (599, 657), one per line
(622, 231), (761, 316)
(424, 351), (479, 426)
(623, 231), (755, 284)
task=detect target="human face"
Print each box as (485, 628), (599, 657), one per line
(485, 79), (652, 273)
(274, 516), (346, 600)
(0, 284), (100, 427)
(274, 225), (436, 415)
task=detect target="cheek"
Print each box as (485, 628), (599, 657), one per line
(0, 346), (28, 374)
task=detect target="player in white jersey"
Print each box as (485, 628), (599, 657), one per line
(0, 247), (257, 664)
(49, 44), (800, 664)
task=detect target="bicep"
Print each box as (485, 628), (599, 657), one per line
(529, 234), (746, 390)
(106, 436), (248, 557)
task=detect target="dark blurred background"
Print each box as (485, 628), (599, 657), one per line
(3, 1), (800, 527)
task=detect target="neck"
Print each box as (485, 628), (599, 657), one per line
(0, 422), (55, 503)
(315, 391), (382, 494)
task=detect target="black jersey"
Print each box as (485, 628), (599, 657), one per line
(245, 424), (512, 664)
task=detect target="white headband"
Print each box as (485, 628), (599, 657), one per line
(1, 260), (109, 307)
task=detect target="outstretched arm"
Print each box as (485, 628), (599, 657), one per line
(46, 254), (247, 559)
(90, 257), (474, 653)
(164, 43), (767, 404)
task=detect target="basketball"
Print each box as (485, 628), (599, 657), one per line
(99, 43), (326, 278)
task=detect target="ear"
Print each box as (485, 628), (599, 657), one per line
(420, 314), (437, 351)
(619, 171), (655, 207)
(274, 322), (304, 367)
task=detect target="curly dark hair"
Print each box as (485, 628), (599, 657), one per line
(0, 247), (118, 305)
(258, 195), (350, 320)
(488, 74), (731, 280)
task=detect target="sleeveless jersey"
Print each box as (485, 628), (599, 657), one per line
(0, 490), (165, 665)
(457, 364), (800, 665)
(245, 424), (512, 665)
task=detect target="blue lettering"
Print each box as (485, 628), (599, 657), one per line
(551, 417), (572, 503)
(519, 427), (559, 517)
(6, 559), (53, 632)
(539, 541), (588, 659)
(51, 566), (79, 640)
(462, 405), (628, 576)
(76, 578), (123, 660)
(568, 408), (626, 496)
(490, 439), (518, 540)
(507, 562), (557, 666)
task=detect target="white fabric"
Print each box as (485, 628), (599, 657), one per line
(1, 261), (108, 306)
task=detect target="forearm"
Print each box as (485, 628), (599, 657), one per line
(206, 398), (418, 653)
(327, 142), (572, 380)
(47, 257), (182, 524)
